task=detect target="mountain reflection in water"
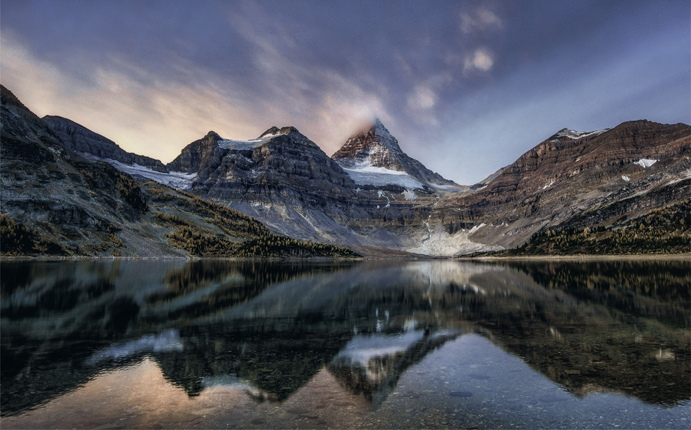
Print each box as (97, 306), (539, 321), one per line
(1, 259), (689, 426)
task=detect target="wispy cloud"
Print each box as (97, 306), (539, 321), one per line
(0, 33), (262, 163)
(460, 8), (503, 34)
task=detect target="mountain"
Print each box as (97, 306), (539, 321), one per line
(4, 83), (688, 257)
(332, 119), (461, 190)
(0, 85), (151, 256)
(0, 85), (356, 258)
(43, 115), (167, 172)
(429, 120), (691, 253)
(162, 125), (449, 252)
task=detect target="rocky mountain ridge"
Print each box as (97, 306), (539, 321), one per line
(0, 85), (356, 259)
(430, 120), (691, 252)
(158, 117), (689, 256)
(43, 115), (168, 172)
(165, 123), (428, 252)
(2, 83), (689, 257)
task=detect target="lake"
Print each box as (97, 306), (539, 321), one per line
(1, 258), (689, 428)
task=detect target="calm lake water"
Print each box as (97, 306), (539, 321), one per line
(1, 259), (689, 429)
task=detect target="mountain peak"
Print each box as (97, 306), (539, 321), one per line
(279, 126), (301, 135)
(256, 125), (303, 139)
(332, 119), (459, 189)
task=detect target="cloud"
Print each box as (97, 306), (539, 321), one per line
(0, 34), (263, 163)
(1, 22), (394, 161)
(460, 8), (503, 34)
(464, 49), (494, 72)
(408, 85), (437, 111)
(2, 0), (687, 187)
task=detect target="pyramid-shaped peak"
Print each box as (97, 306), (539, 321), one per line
(357, 118), (390, 136)
(334, 119), (404, 164)
(332, 118), (459, 188)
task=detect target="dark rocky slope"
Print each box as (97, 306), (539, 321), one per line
(0, 85), (356, 258)
(1, 85), (150, 256)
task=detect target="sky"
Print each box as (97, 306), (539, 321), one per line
(1, 0), (689, 184)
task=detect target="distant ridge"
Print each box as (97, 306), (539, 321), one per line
(43, 115), (168, 172)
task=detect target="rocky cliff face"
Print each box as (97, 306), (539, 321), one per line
(43, 115), (168, 172)
(166, 130), (224, 174)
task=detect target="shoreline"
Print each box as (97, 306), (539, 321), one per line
(0, 255), (365, 262)
(462, 253), (691, 262)
(2, 253), (690, 262)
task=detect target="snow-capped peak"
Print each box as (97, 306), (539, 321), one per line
(331, 119), (461, 190)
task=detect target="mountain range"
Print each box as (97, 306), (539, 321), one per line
(1, 84), (689, 257)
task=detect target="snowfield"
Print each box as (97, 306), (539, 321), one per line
(342, 161), (425, 189)
(104, 159), (197, 190)
(218, 135), (273, 151)
(430, 183), (465, 192)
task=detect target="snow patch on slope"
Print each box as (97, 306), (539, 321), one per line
(430, 183), (465, 192)
(403, 189), (418, 201)
(468, 223), (486, 234)
(104, 159), (197, 190)
(555, 128), (611, 140)
(634, 158), (657, 168)
(218, 137), (269, 150)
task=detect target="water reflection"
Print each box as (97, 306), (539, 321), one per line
(1, 259), (689, 426)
